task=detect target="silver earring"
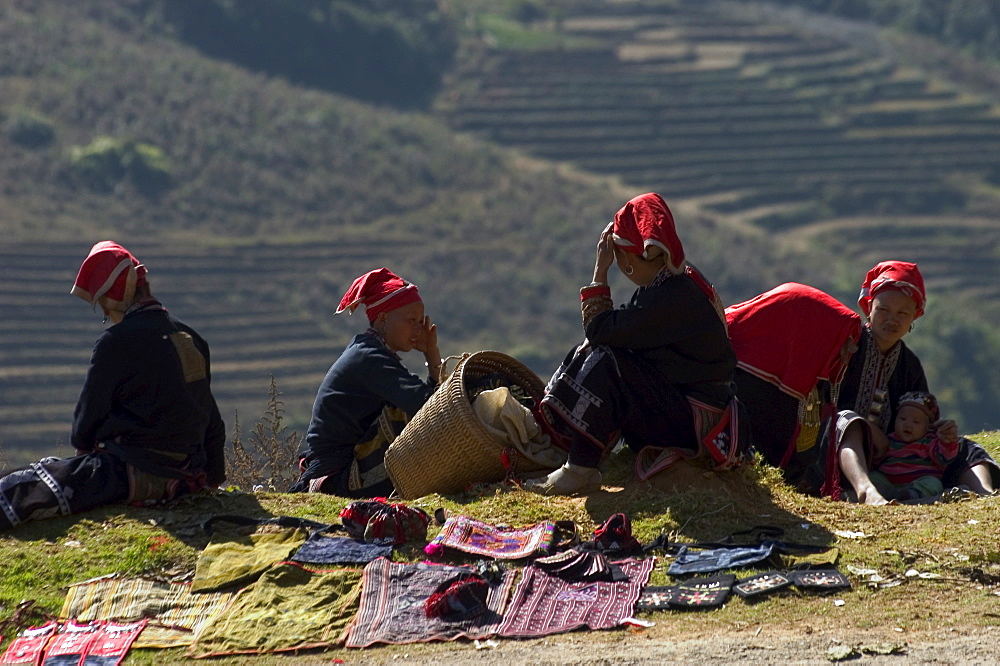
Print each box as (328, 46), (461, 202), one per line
(625, 265), (634, 276)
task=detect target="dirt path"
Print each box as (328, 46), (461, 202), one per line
(330, 626), (1000, 664)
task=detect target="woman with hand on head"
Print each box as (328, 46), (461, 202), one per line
(525, 192), (744, 496)
(290, 268), (442, 497)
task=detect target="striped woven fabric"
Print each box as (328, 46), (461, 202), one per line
(59, 574), (235, 648)
(498, 558), (655, 637)
(345, 558), (516, 648)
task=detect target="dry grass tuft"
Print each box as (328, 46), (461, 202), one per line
(225, 375), (301, 492)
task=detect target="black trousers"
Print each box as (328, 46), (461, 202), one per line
(0, 452), (129, 531)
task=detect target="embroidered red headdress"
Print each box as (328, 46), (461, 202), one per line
(725, 283), (862, 401)
(858, 261), (925, 320)
(611, 192), (685, 275)
(70, 241), (147, 310)
(337, 268), (422, 323)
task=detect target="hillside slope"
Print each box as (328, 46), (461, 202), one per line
(438, 0), (1000, 319)
(435, 0), (1000, 429)
(0, 0), (812, 460)
(0, 0), (996, 459)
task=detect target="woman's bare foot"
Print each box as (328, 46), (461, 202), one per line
(855, 485), (889, 506)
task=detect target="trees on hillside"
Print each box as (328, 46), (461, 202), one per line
(758, 0), (1000, 60)
(163, 0), (457, 109)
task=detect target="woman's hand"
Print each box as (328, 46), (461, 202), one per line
(593, 226), (615, 284)
(416, 315), (441, 374)
(933, 418), (959, 443)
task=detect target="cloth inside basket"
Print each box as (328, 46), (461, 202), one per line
(472, 387), (566, 471)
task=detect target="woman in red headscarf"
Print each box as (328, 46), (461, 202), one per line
(289, 268), (442, 497)
(834, 261), (998, 503)
(0, 241), (226, 531)
(727, 282), (862, 498)
(525, 193), (747, 495)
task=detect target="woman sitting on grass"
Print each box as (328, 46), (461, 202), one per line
(525, 192), (745, 496)
(727, 282), (863, 498)
(0, 241), (226, 531)
(289, 268), (442, 498)
(835, 261), (998, 503)
(731, 263), (998, 504)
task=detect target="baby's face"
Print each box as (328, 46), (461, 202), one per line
(894, 405), (930, 442)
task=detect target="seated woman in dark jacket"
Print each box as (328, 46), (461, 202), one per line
(526, 192), (745, 496)
(0, 241), (226, 531)
(289, 268), (442, 497)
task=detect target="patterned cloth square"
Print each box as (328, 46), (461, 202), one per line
(59, 575), (236, 648)
(635, 585), (679, 612)
(497, 558), (654, 637)
(345, 558), (516, 648)
(427, 515), (555, 559)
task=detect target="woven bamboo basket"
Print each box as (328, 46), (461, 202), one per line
(385, 350), (548, 498)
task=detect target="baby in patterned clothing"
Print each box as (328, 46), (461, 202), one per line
(868, 391), (959, 501)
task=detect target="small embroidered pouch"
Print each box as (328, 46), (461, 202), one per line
(635, 585), (679, 612)
(733, 571), (793, 599)
(667, 574), (736, 610)
(788, 568), (851, 591)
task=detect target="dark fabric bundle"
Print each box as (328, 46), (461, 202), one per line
(582, 513), (641, 555)
(424, 575), (490, 621)
(533, 549), (626, 582)
(291, 533), (392, 565)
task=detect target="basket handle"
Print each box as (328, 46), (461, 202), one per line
(438, 353), (468, 384)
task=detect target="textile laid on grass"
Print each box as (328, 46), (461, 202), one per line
(59, 575), (235, 648)
(344, 558), (516, 648)
(1, 621), (58, 665)
(291, 533), (393, 565)
(425, 515), (556, 560)
(1, 620), (145, 666)
(497, 558), (654, 637)
(186, 562), (363, 658)
(191, 525), (310, 592)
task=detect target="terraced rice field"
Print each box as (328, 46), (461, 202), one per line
(438, 0), (1000, 317)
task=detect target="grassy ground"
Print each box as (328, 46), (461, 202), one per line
(0, 431), (997, 662)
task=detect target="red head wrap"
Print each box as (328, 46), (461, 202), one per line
(70, 241), (147, 310)
(726, 282), (862, 401)
(858, 261), (925, 320)
(611, 192), (685, 274)
(337, 268), (422, 324)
